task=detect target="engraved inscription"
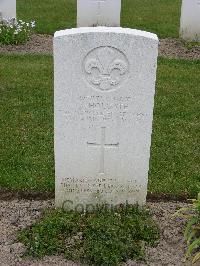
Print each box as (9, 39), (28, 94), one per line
(87, 127), (119, 174)
(63, 95), (149, 125)
(84, 46), (129, 92)
(61, 176), (142, 195)
(92, 0), (106, 16)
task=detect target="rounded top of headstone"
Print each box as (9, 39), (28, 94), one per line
(54, 27), (158, 42)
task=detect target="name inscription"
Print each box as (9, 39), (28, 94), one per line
(63, 95), (149, 124)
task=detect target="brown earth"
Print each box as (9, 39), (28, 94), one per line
(159, 38), (200, 60)
(0, 199), (196, 266)
(0, 34), (199, 60)
(0, 187), (189, 202)
(0, 34), (53, 54)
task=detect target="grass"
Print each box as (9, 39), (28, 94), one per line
(0, 54), (199, 197)
(17, 0), (182, 38)
(149, 58), (200, 197)
(18, 204), (159, 265)
(17, 0), (76, 36)
(183, 41), (200, 50)
(0, 54), (54, 191)
(121, 0), (181, 38)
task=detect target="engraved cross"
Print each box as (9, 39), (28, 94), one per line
(92, 0), (106, 16)
(87, 127), (119, 174)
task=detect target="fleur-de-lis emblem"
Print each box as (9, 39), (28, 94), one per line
(84, 47), (128, 91)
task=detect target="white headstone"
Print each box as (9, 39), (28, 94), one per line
(77, 0), (121, 27)
(0, 0), (16, 20)
(180, 0), (200, 41)
(54, 27), (158, 210)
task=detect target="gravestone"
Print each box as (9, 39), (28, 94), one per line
(54, 27), (158, 210)
(180, 0), (200, 41)
(77, 0), (121, 27)
(0, 0), (16, 20)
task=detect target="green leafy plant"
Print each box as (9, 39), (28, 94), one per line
(18, 204), (159, 265)
(174, 193), (200, 264)
(182, 40), (200, 51)
(0, 18), (35, 45)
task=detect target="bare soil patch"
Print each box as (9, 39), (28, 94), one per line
(0, 188), (188, 202)
(0, 199), (195, 266)
(0, 34), (52, 54)
(159, 38), (200, 60)
(0, 34), (199, 60)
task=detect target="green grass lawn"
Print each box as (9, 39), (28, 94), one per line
(0, 54), (199, 197)
(150, 58), (200, 197)
(0, 55), (54, 191)
(17, 0), (181, 38)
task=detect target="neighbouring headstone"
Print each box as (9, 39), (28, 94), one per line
(54, 27), (158, 210)
(180, 0), (200, 41)
(0, 0), (16, 20)
(77, 0), (121, 27)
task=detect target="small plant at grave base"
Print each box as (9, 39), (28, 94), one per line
(174, 193), (200, 264)
(0, 18), (35, 45)
(182, 40), (200, 50)
(18, 204), (159, 265)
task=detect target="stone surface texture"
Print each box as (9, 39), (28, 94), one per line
(0, 0), (16, 19)
(77, 0), (121, 27)
(180, 0), (200, 41)
(54, 27), (158, 209)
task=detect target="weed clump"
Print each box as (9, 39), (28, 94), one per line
(19, 204), (159, 265)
